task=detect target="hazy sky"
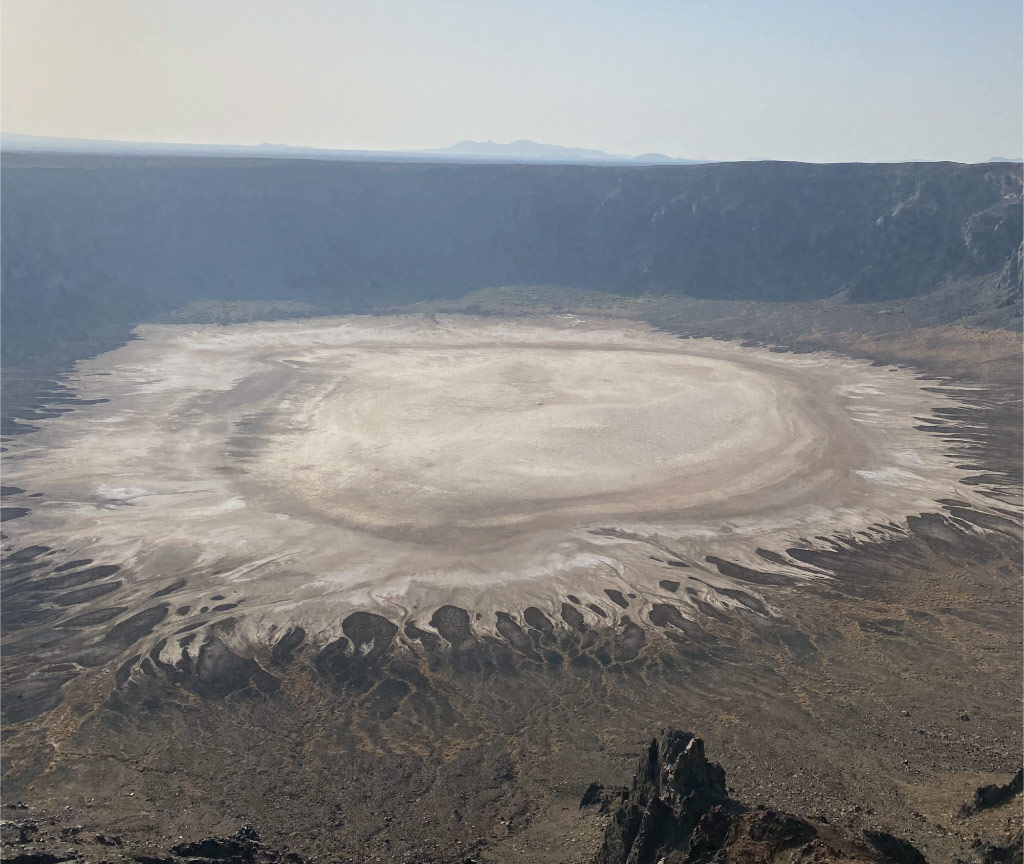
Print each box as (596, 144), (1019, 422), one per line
(3, 0), (1021, 162)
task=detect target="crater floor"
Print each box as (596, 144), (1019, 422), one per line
(1, 314), (991, 649)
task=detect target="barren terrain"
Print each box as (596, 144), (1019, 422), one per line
(1, 154), (1020, 863)
(1, 308), (1020, 863)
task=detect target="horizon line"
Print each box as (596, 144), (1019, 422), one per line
(2, 132), (1021, 166)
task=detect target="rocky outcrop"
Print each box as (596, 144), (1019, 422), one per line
(593, 730), (734, 864)
(971, 828), (1023, 864)
(0, 821), (306, 864)
(862, 830), (928, 864)
(592, 728), (930, 864)
(959, 767), (1024, 816)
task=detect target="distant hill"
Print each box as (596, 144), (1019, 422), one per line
(0, 133), (708, 165)
(424, 139), (707, 164)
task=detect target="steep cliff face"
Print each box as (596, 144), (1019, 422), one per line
(2, 154), (1020, 363)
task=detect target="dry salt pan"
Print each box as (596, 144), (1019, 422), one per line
(2, 313), (994, 651)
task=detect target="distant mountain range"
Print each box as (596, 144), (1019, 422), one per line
(3, 133), (1018, 167)
(423, 139), (707, 164)
(0, 134), (709, 165)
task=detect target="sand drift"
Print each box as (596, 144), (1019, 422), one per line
(2, 315), (990, 645)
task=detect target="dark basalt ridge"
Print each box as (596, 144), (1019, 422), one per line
(592, 728), (927, 864)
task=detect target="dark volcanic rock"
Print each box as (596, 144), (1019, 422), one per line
(863, 829), (928, 864)
(342, 611), (399, 656)
(188, 637), (280, 700)
(171, 824), (262, 862)
(102, 605), (169, 647)
(59, 606), (127, 627)
(430, 605), (473, 646)
(973, 828), (1024, 864)
(494, 612), (535, 656)
(604, 589), (630, 609)
(523, 606), (555, 633)
(613, 616), (646, 661)
(149, 578), (187, 598)
(705, 555), (790, 586)
(269, 626), (306, 665)
(5, 546), (49, 563)
(33, 564), (120, 592)
(52, 580), (121, 606)
(53, 558), (92, 572)
(1, 818), (39, 844)
(594, 728), (930, 864)
(0, 820), (306, 864)
(403, 620), (441, 651)
(314, 610), (401, 691)
(594, 729), (733, 864)
(560, 602), (587, 632)
(580, 782), (610, 811)
(959, 767), (1024, 816)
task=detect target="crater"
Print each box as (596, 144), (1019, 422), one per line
(0, 314), (994, 653)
